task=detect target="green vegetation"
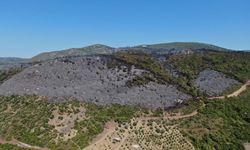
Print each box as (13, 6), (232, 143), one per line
(153, 108), (164, 117)
(73, 103), (138, 148)
(107, 50), (250, 97)
(0, 50), (249, 149)
(0, 96), (138, 149)
(139, 42), (229, 52)
(110, 51), (198, 96)
(167, 51), (250, 82)
(0, 88), (249, 149)
(109, 51), (172, 83)
(126, 73), (155, 87)
(178, 87), (250, 150)
(170, 99), (204, 115)
(0, 96), (56, 147)
(0, 69), (22, 84)
(0, 144), (27, 150)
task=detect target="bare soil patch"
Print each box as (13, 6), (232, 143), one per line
(48, 104), (86, 142)
(244, 143), (250, 150)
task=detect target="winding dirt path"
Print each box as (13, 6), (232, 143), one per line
(84, 121), (117, 150)
(0, 138), (49, 150)
(1, 80), (249, 150)
(84, 80), (250, 150)
(138, 79), (250, 122)
(137, 110), (198, 121)
(228, 80), (250, 97)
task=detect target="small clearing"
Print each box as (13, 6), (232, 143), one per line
(48, 104), (86, 142)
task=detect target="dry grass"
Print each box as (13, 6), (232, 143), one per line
(48, 104), (86, 142)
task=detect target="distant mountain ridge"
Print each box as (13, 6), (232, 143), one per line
(31, 44), (115, 62)
(0, 57), (26, 64)
(1, 42), (249, 64)
(135, 42), (230, 51)
(30, 42), (233, 62)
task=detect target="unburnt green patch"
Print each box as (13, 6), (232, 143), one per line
(0, 96), (138, 149)
(0, 69), (22, 84)
(178, 87), (250, 150)
(110, 51), (198, 96)
(0, 143), (28, 150)
(167, 51), (250, 82)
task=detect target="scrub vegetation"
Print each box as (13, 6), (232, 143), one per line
(167, 50), (250, 82)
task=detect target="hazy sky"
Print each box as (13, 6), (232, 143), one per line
(0, 0), (250, 58)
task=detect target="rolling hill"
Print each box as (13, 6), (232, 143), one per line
(0, 42), (250, 150)
(31, 44), (115, 62)
(0, 57), (26, 64)
(132, 42), (231, 54)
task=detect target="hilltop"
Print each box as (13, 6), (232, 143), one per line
(133, 42), (230, 54)
(31, 44), (115, 62)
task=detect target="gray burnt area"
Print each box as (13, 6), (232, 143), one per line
(0, 63), (32, 71)
(194, 69), (240, 96)
(0, 55), (190, 108)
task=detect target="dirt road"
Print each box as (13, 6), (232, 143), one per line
(228, 80), (250, 97)
(83, 80), (250, 150)
(83, 121), (117, 150)
(244, 143), (250, 150)
(137, 110), (198, 121)
(208, 80), (250, 100)
(1, 80), (249, 150)
(0, 138), (49, 150)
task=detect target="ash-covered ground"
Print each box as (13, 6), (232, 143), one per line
(194, 69), (240, 96)
(0, 56), (190, 108)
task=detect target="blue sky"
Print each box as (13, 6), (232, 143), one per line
(0, 0), (250, 58)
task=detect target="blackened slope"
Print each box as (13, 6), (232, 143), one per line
(194, 69), (240, 96)
(0, 56), (190, 108)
